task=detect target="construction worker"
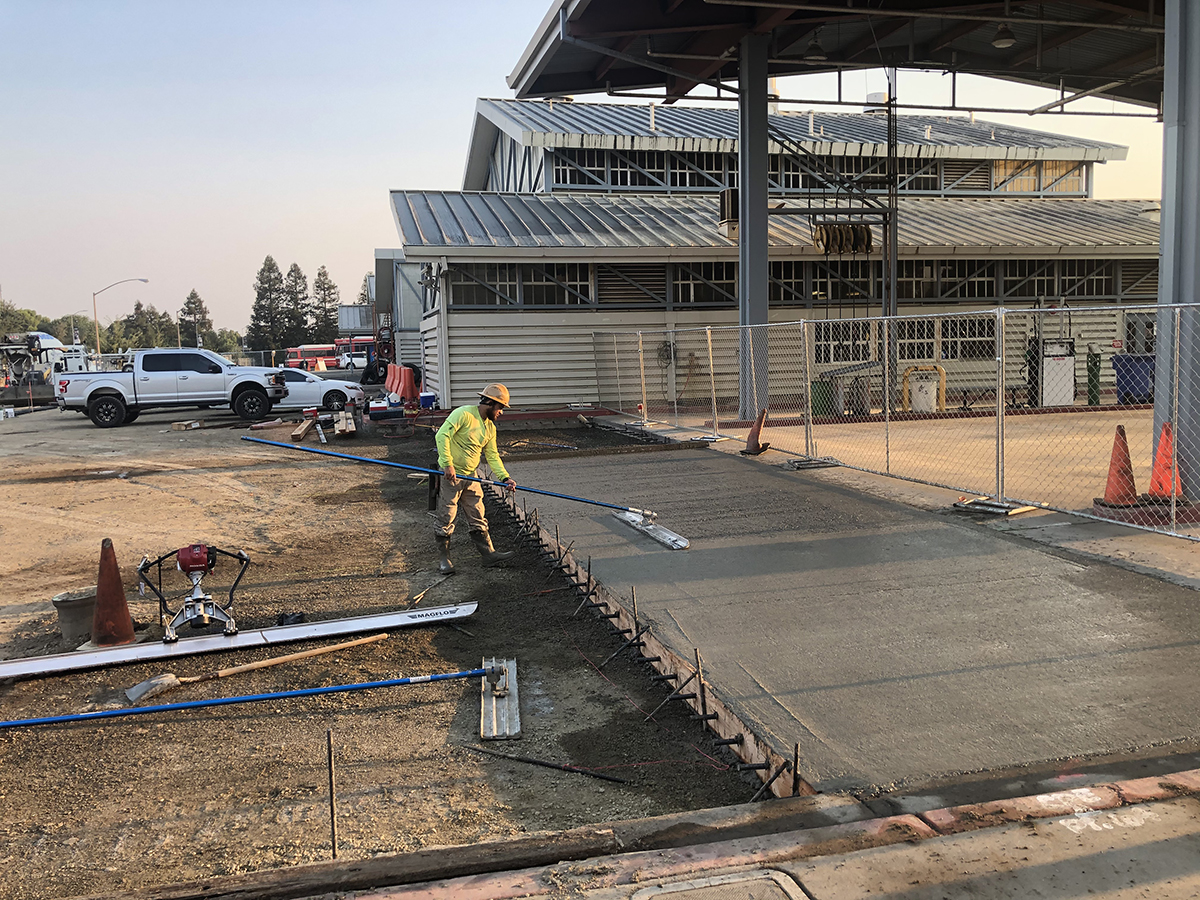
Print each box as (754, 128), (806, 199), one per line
(433, 383), (517, 574)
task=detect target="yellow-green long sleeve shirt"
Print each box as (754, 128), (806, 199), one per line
(435, 405), (511, 482)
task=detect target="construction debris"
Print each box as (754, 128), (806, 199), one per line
(291, 418), (317, 442)
(171, 420), (204, 432)
(953, 496), (1041, 516)
(333, 410), (357, 437)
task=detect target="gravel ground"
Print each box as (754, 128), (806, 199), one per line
(0, 409), (753, 899)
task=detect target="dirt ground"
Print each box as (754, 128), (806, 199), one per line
(0, 407), (752, 900)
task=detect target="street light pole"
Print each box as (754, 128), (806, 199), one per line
(92, 278), (149, 355)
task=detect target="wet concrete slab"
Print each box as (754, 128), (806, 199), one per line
(517, 447), (1200, 793)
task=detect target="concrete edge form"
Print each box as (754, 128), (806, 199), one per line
(0, 603), (479, 681)
(73, 766), (1200, 900)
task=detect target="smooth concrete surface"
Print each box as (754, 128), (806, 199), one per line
(783, 797), (1200, 899)
(519, 447), (1200, 792)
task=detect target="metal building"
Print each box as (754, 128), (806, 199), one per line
(378, 100), (1156, 408)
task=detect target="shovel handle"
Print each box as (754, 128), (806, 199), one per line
(206, 632), (389, 680)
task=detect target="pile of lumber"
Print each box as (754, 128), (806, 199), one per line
(291, 409), (358, 444)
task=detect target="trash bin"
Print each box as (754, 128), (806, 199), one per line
(848, 376), (871, 416)
(911, 379), (937, 414)
(811, 380), (835, 417)
(1111, 353), (1155, 404)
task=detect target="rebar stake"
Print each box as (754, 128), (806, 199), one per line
(750, 760), (792, 802)
(326, 728), (338, 859)
(693, 649), (718, 722)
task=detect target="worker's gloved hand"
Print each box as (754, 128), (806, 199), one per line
(502, 478), (516, 492)
(444, 465), (457, 484)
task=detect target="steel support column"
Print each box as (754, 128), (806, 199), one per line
(1156, 0), (1200, 499)
(738, 32), (770, 422)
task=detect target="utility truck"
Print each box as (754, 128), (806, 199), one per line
(57, 348), (288, 427)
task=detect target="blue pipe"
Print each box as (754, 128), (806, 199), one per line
(0, 667), (489, 731)
(240, 436), (657, 519)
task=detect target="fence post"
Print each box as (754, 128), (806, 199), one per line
(637, 331), (649, 426)
(1172, 306), (1181, 532)
(995, 308), (1007, 501)
(883, 318), (891, 475)
(611, 334), (623, 415)
(670, 329), (680, 428)
(748, 325), (759, 421)
(803, 320), (814, 457)
(706, 327), (720, 440)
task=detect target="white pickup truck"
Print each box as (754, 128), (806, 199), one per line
(56, 348), (289, 427)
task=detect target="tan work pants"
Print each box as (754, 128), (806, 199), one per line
(435, 473), (488, 538)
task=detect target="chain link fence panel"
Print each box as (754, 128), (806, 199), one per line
(595, 303), (1200, 539)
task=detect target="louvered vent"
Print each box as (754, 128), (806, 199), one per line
(943, 160), (991, 192)
(1121, 259), (1159, 296)
(597, 264), (668, 303)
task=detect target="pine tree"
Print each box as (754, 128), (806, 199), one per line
(357, 273), (372, 305)
(179, 289), (213, 348)
(247, 256), (286, 351)
(281, 263), (312, 348)
(117, 301), (175, 348)
(311, 266), (340, 343)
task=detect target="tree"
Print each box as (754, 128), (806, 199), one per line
(210, 328), (243, 354)
(311, 266), (340, 343)
(357, 273), (372, 305)
(281, 263), (312, 348)
(247, 256), (286, 351)
(179, 289), (213, 348)
(0, 299), (42, 336)
(110, 301), (174, 350)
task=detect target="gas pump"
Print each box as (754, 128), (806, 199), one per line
(1025, 300), (1077, 407)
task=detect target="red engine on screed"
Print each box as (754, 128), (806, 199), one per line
(177, 544), (215, 575)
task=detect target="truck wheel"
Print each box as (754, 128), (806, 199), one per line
(322, 390), (348, 411)
(234, 388), (270, 420)
(89, 395), (127, 428)
(123, 407), (141, 424)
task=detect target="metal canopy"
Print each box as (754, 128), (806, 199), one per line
(390, 191), (1158, 259)
(509, 1), (1164, 111)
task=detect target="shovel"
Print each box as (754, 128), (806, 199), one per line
(125, 632), (388, 703)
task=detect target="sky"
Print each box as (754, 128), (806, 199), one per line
(0, 1), (1165, 333)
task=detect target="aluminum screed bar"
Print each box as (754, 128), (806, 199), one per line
(241, 436), (659, 520)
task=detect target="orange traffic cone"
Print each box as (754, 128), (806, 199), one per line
(740, 408), (771, 456)
(91, 538), (135, 647)
(1146, 421), (1183, 500)
(1096, 424), (1138, 507)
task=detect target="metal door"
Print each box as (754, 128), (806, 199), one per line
(136, 352), (180, 402)
(177, 352), (226, 402)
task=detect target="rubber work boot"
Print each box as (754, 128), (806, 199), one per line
(436, 535), (455, 575)
(471, 532), (515, 567)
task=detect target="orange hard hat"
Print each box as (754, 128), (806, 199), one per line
(479, 383), (510, 408)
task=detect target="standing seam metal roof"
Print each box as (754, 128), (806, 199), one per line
(391, 191), (1159, 257)
(478, 98), (1127, 159)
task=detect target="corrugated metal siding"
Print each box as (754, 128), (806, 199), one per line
(420, 320), (440, 399)
(393, 192), (1160, 258)
(479, 99), (1125, 160)
(447, 309), (733, 408)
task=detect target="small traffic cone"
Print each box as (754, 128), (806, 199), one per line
(92, 538), (135, 646)
(1095, 424), (1138, 507)
(740, 408), (771, 456)
(1146, 421), (1183, 500)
